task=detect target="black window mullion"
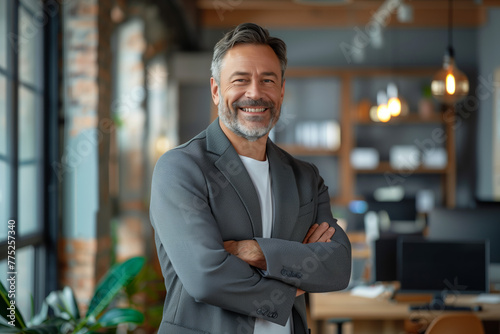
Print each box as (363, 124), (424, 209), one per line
(41, 0), (60, 299)
(0, 232), (44, 256)
(6, 0), (19, 253)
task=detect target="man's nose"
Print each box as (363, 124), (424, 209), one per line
(245, 80), (263, 100)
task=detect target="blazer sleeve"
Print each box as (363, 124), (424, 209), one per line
(150, 150), (296, 326)
(254, 166), (352, 292)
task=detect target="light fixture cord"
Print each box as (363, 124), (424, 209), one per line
(448, 0), (454, 57)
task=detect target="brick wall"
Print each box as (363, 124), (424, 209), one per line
(58, 238), (97, 311)
(95, 0), (113, 284)
(59, 0), (173, 320)
(59, 0), (113, 313)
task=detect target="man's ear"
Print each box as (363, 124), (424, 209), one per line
(210, 77), (220, 106)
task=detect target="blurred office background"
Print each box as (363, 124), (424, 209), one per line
(0, 0), (499, 333)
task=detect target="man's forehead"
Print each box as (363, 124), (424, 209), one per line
(220, 44), (281, 73)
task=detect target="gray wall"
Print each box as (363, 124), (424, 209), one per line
(203, 27), (478, 69)
(179, 83), (212, 143)
(477, 8), (500, 201)
(171, 52), (212, 144)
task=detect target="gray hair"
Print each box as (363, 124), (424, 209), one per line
(211, 23), (287, 85)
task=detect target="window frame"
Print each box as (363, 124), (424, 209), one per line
(0, 0), (59, 311)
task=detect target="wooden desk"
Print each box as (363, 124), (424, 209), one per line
(310, 291), (500, 334)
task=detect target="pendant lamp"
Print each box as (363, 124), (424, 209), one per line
(431, 0), (469, 105)
(387, 83), (401, 117)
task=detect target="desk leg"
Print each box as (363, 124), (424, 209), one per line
(315, 319), (325, 334)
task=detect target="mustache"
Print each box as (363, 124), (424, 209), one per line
(232, 99), (275, 109)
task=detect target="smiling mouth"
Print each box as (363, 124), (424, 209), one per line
(239, 107), (267, 113)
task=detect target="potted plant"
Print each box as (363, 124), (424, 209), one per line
(0, 256), (145, 333)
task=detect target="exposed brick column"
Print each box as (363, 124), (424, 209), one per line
(59, 0), (113, 313)
(95, 0), (113, 285)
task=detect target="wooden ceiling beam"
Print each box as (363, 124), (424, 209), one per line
(201, 8), (484, 28)
(198, 0), (489, 29)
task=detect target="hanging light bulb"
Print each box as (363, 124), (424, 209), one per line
(376, 90), (391, 123)
(377, 104), (391, 123)
(445, 73), (456, 95)
(431, 46), (469, 104)
(388, 98), (401, 116)
(387, 82), (401, 117)
(431, 0), (469, 105)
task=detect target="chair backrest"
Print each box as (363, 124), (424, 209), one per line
(425, 313), (484, 334)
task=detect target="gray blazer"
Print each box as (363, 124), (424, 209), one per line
(150, 119), (351, 334)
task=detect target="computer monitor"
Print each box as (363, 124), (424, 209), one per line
(372, 237), (398, 282)
(366, 198), (417, 222)
(343, 198), (419, 232)
(398, 239), (489, 310)
(427, 208), (500, 263)
(371, 234), (424, 283)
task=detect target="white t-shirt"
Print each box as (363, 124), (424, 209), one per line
(239, 155), (292, 334)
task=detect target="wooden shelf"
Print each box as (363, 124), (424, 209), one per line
(276, 67), (457, 208)
(354, 161), (447, 174)
(355, 113), (444, 125)
(276, 144), (339, 156)
(286, 67), (440, 78)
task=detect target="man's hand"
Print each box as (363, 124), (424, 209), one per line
(295, 223), (336, 297)
(224, 222), (335, 297)
(302, 222), (335, 244)
(224, 240), (267, 270)
(296, 288), (306, 297)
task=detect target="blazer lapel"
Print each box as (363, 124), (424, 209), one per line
(207, 119), (263, 238)
(267, 141), (299, 239)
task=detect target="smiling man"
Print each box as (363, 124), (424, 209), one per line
(150, 23), (352, 334)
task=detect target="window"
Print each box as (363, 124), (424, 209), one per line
(0, 0), (58, 317)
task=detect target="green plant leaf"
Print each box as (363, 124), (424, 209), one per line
(0, 323), (60, 334)
(0, 323), (22, 333)
(61, 287), (80, 320)
(22, 325), (61, 334)
(0, 281), (26, 329)
(85, 257), (145, 319)
(28, 301), (48, 327)
(96, 308), (144, 328)
(45, 291), (72, 321)
(42, 286), (80, 323)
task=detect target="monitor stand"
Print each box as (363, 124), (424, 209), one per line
(409, 293), (473, 311)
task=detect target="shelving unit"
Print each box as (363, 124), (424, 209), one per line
(277, 145), (339, 157)
(355, 161), (447, 174)
(275, 67), (456, 208)
(355, 113), (443, 125)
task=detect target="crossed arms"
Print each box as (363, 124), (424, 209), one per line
(223, 222), (336, 296)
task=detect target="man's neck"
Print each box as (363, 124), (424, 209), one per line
(220, 120), (268, 161)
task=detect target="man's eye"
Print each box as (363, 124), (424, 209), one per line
(233, 79), (246, 83)
(263, 79), (275, 83)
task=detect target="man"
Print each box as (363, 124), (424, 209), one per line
(150, 22), (351, 334)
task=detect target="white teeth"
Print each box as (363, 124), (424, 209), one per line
(241, 108), (266, 112)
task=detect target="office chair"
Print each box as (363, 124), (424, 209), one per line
(425, 313), (484, 334)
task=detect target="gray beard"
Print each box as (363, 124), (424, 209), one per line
(218, 99), (278, 142)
